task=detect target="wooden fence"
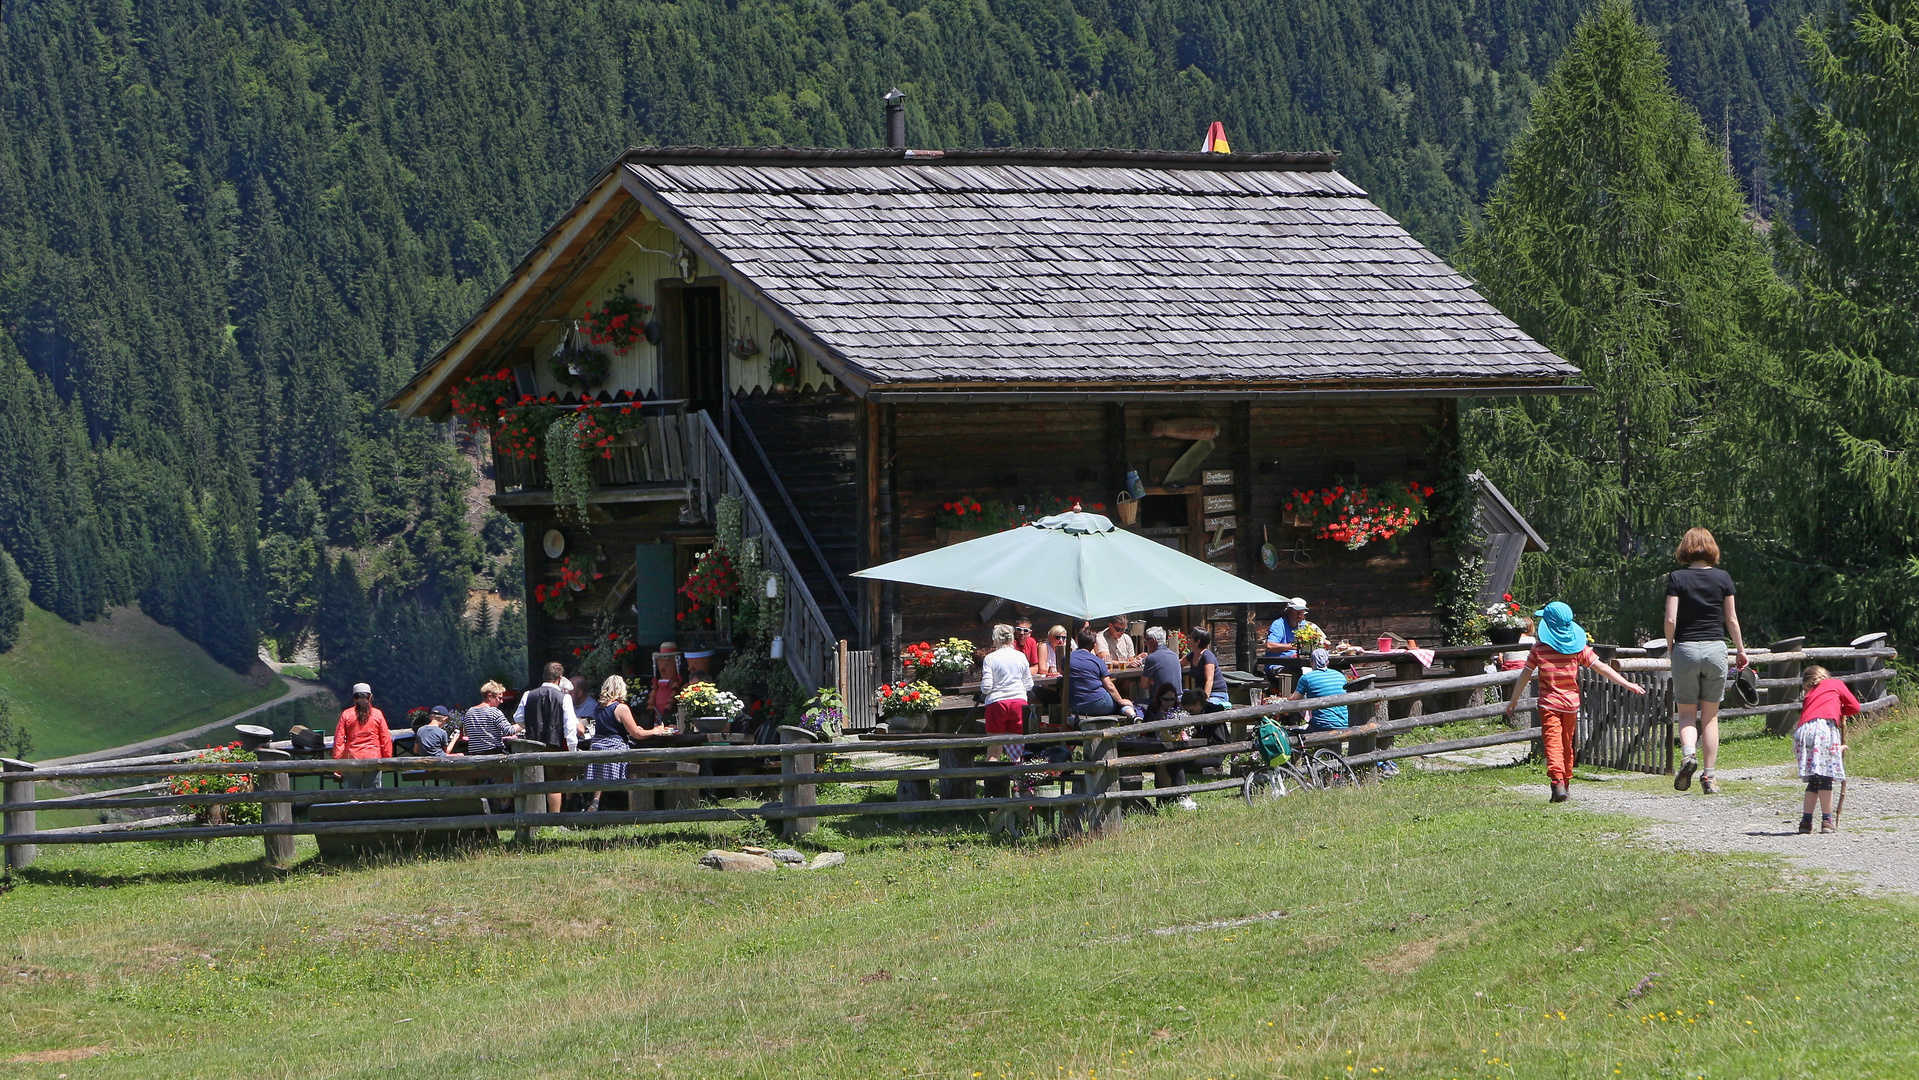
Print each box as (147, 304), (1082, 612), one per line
(1, 638), (1897, 868)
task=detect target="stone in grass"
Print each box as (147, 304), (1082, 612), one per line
(806, 851), (847, 870)
(701, 850), (777, 871)
(770, 849), (807, 865)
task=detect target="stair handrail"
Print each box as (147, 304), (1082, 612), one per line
(727, 397), (858, 629)
(685, 409), (836, 691)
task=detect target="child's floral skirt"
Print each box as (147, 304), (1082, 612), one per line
(1794, 717), (1845, 781)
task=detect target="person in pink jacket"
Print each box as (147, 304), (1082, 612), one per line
(334, 682), (394, 790)
(1795, 666), (1859, 834)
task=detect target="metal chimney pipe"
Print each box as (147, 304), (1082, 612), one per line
(884, 87), (906, 149)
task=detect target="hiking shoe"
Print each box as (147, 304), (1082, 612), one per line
(1177, 796), (1199, 811)
(1674, 758), (1698, 791)
(1378, 760), (1401, 778)
(1821, 814), (1837, 834)
(1700, 775), (1720, 795)
(1549, 782), (1568, 803)
(1798, 814), (1814, 834)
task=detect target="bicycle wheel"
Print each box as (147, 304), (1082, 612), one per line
(1309, 749), (1360, 788)
(1241, 766), (1292, 806)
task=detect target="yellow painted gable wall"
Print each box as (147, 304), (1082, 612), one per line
(525, 216), (837, 401)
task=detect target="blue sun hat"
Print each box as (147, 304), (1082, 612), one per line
(1533, 601), (1588, 654)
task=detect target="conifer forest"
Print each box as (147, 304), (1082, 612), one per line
(1, 0), (1915, 709)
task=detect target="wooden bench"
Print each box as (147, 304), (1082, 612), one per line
(307, 797), (497, 858)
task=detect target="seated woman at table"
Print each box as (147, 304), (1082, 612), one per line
(1068, 628), (1137, 718)
(585, 675), (672, 813)
(1187, 627), (1231, 712)
(1288, 649), (1349, 732)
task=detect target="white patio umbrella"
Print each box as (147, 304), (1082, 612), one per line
(853, 511), (1285, 712)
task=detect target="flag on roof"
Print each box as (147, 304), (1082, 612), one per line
(1202, 121), (1230, 153)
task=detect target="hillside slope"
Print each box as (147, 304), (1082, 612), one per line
(0, 0), (1816, 710)
(0, 605), (286, 761)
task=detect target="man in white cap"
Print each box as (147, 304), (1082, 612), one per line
(1264, 598), (1310, 659)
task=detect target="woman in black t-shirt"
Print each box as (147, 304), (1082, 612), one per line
(1663, 527), (1748, 796)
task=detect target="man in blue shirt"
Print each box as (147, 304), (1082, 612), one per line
(1068, 628), (1136, 718)
(1289, 648), (1349, 731)
(1264, 597), (1310, 658)
(1139, 627), (1183, 705)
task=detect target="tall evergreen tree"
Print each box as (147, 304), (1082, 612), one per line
(0, 547), (26, 653)
(1767, 0), (1919, 640)
(1461, 0), (1785, 640)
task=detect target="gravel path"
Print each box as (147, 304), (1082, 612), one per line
(1545, 765), (1919, 896)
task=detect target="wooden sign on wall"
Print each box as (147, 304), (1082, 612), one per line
(1202, 470), (1234, 487)
(1203, 494), (1236, 514)
(1203, 515), (1236, 532)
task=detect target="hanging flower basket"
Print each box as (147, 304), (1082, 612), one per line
(1282, 482), (1434, 550)
(550, 324), (610, 389)
(581, 295), (653, 352)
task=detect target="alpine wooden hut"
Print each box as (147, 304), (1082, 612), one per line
(386, 141), (1577, 696)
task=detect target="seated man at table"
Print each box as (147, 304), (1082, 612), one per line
(1140, 626), (1183, 706)
(1093, 614), (1138, 665)
(1288, 648), (1349, 732)
(1068, 628), (1136, 718)
(1264, 598), (1310, 658)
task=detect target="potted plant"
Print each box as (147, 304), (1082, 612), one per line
(796, 688), (846, 741)
(903, 637), (976, 688)
(1282, 482), (1434, 550)
(166, 742), (262, 827)
(876, 680), (941, 732)
(1486, 594), (1528, 646)
(1292, 621), (1327, 654)
(676, 681), (745, 733)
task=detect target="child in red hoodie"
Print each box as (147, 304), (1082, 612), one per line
(1795, 666), (1859, 834)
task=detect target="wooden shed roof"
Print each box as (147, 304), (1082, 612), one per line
(388, 146), (1579, 417)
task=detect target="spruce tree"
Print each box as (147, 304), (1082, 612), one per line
(1767, 0), (1919, 640)
(0, 547), (27, 653)
(1460, 0), (1785, 640)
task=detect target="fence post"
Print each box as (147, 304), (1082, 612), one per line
(507, 740), (545, 844)
(2, 758), (35, 870)
(1072, 718), (1124, 839)
(1852, 633), (1889, 704)
(256, 747), (296, 867)
(1383, 656), (1425, 762)
(1764, 636), (1805, 736)
(778, 727), (818, 838)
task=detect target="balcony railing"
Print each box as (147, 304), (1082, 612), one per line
(492, 401), (690, 496)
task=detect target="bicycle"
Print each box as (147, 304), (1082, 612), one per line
(1241, 725), (1359, 804)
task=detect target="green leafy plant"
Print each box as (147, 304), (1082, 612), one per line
(546, 415), (596, 521)
(800, 688), (846, 738)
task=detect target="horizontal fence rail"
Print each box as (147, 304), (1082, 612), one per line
(2, 637), (1898, 868)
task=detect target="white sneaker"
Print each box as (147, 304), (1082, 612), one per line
(1177, 796), (1199, 811)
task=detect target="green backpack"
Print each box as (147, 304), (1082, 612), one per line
(1253, 719), (1294, 768)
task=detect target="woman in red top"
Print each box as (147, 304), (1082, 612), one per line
(334, 682), (395, 790)
(1795, 666), (1859, 834)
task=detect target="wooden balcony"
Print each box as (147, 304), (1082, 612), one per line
(490, 403), (692, 509)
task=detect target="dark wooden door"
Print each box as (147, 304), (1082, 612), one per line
(683, 286), (725, 417)
(660, 282), (726, 419)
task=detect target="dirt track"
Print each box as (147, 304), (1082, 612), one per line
(1539, 764), (1919, 896)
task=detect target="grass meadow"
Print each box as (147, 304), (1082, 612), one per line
(0, 605), (285, 760)
(4, 721), (1918, 1080)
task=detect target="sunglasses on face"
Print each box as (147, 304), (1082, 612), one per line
(1015, 627), (1031, 635)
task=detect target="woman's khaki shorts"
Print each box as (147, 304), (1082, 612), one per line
(1671, 640), (1728, 706)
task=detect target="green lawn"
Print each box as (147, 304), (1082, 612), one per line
(3, 762), (1915, 1078)
(0, 604), (285, 760)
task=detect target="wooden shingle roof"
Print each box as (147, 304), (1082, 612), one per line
(621, 147), (1577, 393)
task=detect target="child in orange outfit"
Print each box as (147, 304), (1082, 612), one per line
(1505, 601), (1646, 803)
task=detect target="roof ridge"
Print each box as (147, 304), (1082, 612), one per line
(619, 145), (1340, 171)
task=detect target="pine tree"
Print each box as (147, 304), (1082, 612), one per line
(1460, 0), (1785, 640)
(0, 547), (27, 653)
(1766, 0), (1919, 640)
